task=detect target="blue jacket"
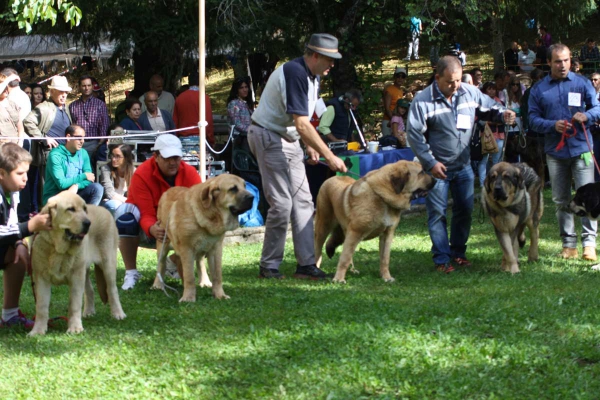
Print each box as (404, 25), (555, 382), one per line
(528, 71), (600, 158)
(118, 116), (142, 131)
(407, 82), (506, 172)
(139, 109), (176, 132)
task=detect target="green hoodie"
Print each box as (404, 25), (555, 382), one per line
(42, 144), (92, 205)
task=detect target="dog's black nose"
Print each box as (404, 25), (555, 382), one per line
(82, 218), (91, 233)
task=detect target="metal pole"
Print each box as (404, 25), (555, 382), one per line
(199, 0), (207, 180)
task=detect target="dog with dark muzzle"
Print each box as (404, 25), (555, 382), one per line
(569, 182), (600, 220)
(482, 162), (543, 273)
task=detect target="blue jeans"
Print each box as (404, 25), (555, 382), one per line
(546, 154), (597, 248)
(102, 199), (123, 216)
(425, 166), (474, 264)
(78, 183), (104, 206)
(471, 153), (489, 188)
(491, 139), (505, 165)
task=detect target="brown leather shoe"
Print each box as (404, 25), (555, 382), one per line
(559, 247), (578, 259)
(583, 246), (597, 261)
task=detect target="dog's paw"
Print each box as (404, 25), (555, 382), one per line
(349, 268), (360, 275)
(112, 311), (126, 320)
(198, 280), (213, 288)
(66, 325), (84, 334)
(214, 293), (230, 300)
(82, 308), (95, 318)
(332, 277), (347, 284)
(179, 293), (196, 303)
(28, 327), (47, 337)
(383, 277), (396, 283)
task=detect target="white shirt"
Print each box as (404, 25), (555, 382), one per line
(146, 109), (166, 132)
(8, 87), (30, 122)
(518, 50), (536, 72)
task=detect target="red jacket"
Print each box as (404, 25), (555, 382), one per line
(173, 89), (214, 144)
(126, 157), (202, 236)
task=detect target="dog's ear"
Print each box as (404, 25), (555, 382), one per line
(514, 168), (525, 190)
(390, 170), (409, 194)
(41, 196), (58, 220)
(584, 191), (600, 217)
(484, 171), (495, 193)
(200, 181), (221, 209)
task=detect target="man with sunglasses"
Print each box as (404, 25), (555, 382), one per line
(41, 124), (103, 206)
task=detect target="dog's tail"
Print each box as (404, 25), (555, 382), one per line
(95, 266), (108, 304)
(326, 225), (345, 259)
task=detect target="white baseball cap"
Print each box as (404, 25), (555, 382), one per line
(152, 134), (182, 158)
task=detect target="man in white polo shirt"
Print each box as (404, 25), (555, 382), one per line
(518, 41), (537, 73)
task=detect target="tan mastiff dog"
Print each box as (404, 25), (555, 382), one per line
(315, 160), (434, 283)
(151, 174), (254, 302)
(29, 192), (126, 336)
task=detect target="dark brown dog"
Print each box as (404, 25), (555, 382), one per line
(482, 162), (543, 273)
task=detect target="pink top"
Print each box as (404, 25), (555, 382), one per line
(391, 115), (405, 131)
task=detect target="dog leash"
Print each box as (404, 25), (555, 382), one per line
(155, 216), (180, 298)
(315, 159), (361, 179)
(555, 118), (600, 177)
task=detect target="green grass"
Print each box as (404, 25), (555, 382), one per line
(2, 189), (600, 399)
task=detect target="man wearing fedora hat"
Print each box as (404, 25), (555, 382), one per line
(248, 33), (347, 280)
(23, 75), (73, 199)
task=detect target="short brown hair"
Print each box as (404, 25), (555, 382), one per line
(0, 143), (32, 172)
(548, 44), (570, 62)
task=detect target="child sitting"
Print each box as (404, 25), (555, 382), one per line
(391, 99), (410, 147)
(0, 143), (51, 328)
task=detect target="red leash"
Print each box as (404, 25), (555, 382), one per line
(555, 119), (600, 177)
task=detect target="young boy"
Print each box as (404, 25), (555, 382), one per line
(0, 143), (51, 328)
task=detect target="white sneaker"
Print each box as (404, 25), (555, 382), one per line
(122, 270), (141, 290)
(165, 257), (181, 280)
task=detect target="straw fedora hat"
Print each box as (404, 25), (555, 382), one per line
(47, 76), (72, 91)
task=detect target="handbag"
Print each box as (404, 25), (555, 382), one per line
(481, 122), (499, 155)
(470, 122), (483, 161)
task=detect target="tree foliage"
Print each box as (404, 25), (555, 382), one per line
(3, 0), (82, 33)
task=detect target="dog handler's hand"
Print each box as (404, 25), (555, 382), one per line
(326, 155), (348, 173)
(555, 119), (571, 133)
(431, 162), (447, 180)
(150, 222), (166, 242)
(305, 146), (319, 165)
(572, 112), (588, 124)
(503, 109), (516, 125)
(28, 213), (52, 233)
(13, 244), (29, 267)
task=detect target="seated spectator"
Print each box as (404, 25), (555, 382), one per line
(118, 98), (143, 131)
(114, 90), (136, 123)
(0, 74), (25, 145)
(504, 42), (519, 71)
(318, 89), (362, 143)
(518, 41), (536, 73)
(29, 83), (46, 108)
(22, 84), (31, 100)
(494, 70), (510, 105)
(571, 58), (582, 74)
(42, 124), (103, 206)
(539, 26), (552, 48)
(140, 74), (175, 115)
(114, 134), (202, 290)
(91, 78), (106, 103)
(382, 68), (406, 136)
(173, 73), (214, 144)
(462, 73), (473, 85)
(0, 143), (51, 329)
(139, 90), (176, 132)
(390, 99), (410, 147)
(226, 76), (254, 152)
(100, 144), (135, 216)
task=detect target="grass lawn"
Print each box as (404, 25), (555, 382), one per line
(1, 189), (600, 399)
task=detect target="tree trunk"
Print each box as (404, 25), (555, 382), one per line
(330, 0), (362, 96)
(491, 14), (505, 71)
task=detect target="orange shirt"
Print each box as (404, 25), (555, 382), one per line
(383, 85), (404, 121)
